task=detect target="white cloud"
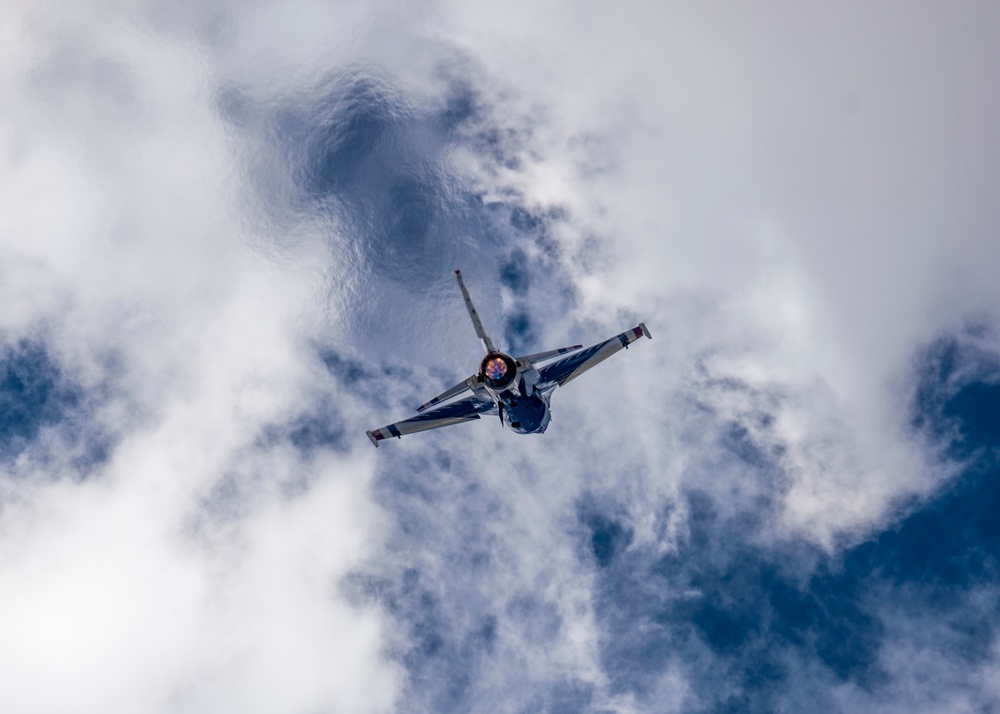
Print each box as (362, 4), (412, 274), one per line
(0, 2), (399, 711)
(3, 0), (999, 710)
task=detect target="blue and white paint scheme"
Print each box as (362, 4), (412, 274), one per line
(367, 270), (651, 446)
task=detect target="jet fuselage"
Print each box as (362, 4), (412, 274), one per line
(478, 351), (551, 434)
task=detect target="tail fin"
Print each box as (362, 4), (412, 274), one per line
(455, 270), (496, 354)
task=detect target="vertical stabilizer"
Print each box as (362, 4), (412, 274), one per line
(455, 270), (496, 354)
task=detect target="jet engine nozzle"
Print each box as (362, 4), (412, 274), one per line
(480, 352), (517, 390)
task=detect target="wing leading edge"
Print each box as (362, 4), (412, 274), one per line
(367, 395), (497, 447)
(516, 344), (584, 364)
(538, 323), (651, 389)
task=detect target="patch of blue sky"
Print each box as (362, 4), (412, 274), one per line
(496, 220), (581, 356)
(0, 338), (112, 474)
(0, 340), (77, 452)
(911, 333), (1000, 458)
(500, 248), (531, 295)
(233, 71), (507, 278)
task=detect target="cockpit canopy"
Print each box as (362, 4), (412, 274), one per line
(481, 352), (516, 389)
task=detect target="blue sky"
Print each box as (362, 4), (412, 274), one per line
(2, 2), (1000, 712)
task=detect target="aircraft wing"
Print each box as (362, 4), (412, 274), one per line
(367, 395), (497, 447)
(537, 323), (651, 389)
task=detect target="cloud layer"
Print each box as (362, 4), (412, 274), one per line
(2, 1), (999, 712)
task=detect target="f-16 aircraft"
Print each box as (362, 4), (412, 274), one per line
(366, 270), (651, 447)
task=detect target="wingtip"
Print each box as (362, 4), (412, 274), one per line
(639, 322), (652, 339)
(366, 430), (379, 448)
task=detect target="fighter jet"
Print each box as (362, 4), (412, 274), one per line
(366, 270), (651, 447)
